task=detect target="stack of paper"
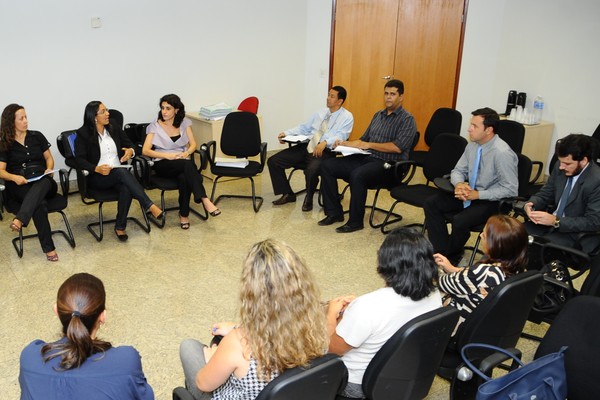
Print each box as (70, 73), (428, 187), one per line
(214, 156), (249, 168)
(199, 102), (233, 120)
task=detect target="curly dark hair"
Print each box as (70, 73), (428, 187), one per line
(0, 103), (25, 151)
(158, 94), (186, 128)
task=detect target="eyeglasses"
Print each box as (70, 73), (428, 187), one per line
(97, 109), (109, 115)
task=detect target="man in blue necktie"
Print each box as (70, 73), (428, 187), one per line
(424, 107), (518, 265)
(525, 134), (600, 254)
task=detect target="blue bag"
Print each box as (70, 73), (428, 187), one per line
(460, 343), (568, 400)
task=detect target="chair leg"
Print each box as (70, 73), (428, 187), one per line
(212, 177), (263, 213)
(11, 210), (76, 257)
(87, 201), (150, 241)
(11, 227), (25, 258)
(367, 188), (402, 229)
(466, 234), (483, 266)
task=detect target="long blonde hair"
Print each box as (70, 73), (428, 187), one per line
(239, 239), (327, 379)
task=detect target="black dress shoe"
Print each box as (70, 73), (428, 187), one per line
(302, 196), (313, 212)
(318, 215), (344, 226)
(272, 193), (296, 205)
(114, 228), (129, 242)
(335, 223), (364, 233)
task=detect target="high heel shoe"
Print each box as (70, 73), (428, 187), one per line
(209, 208), (221, 217)
(46, 252), (59, 262)
(114, 228), (129, 242)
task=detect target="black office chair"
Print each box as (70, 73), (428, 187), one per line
(496, 119), (525, 154)
(59, 131), (151, 241)
(437, 271), (543, 384)
(56, 129), (80, 194)
(0, 170), (75, 257)
(204, 111), (267, 212)
(108, 108), (124, 131)
(123, 122), (149, 155)
(173, 353), (348, 400)
(380, 133), (467, 233)
(410, 108), (462, 167)
(336, 307), (459, 400)
(459, 296), (600, 400)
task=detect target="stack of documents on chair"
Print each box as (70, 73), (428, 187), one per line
(199, 103), (233, 120)
(215, 156), (249, 168)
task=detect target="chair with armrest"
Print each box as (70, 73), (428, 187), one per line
(336, 306), (460, 400)
(204, 111), (267, 212)
(496, 119), (525, 154)
(456, 295), (600, 400)
(237, 96), (259, 114)
(0, 170), (75, 257)
(56, 130), (81, 194)
(379, 133), (467, 234)
(59, 130), (151, 241)
(410, 108), (462, 167)
(173, 353), (348, 400)
(437, 271), (543, 398)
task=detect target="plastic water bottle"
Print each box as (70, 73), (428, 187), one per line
(533, 95), (544, 124)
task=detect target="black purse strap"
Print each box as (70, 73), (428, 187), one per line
(460, 343), (525, 381)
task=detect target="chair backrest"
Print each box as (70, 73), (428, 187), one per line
(362, 307), (459, 400)
(496, 120), (525, 154)
(109, 108), (124, 130)
(237, 96), (259, 114)
(254, 353), (347, 400)
(455, 270), (543, 354)
(581, 253), (600, 296)
(423, 108), (462, 147)
(423, 133), (467, 182)
(220, 111), (262, 157)
(516, 153), (533, 198)
(535, 296), (600, 400)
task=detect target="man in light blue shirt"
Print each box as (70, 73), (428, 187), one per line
(424, 107), (518, 264)
(268, 86), (354, 211)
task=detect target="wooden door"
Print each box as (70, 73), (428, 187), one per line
(332, 0), (465, 147)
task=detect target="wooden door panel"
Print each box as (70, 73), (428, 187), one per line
(394, 0), (464, 150)
(332, 0), (399, 139)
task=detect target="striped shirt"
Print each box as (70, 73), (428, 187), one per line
(360, 106), (416, 162)
(439, 263), (507, 334)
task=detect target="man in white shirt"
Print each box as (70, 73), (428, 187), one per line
(267, 86), (353, 211)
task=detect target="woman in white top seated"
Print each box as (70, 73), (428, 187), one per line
(179, 239), (329, 399)
(327, 228), (442, 399)
(143, 94), (220, 229)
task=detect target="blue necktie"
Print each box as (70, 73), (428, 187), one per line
(555, 177), (573, 218)
(464, 145), (482, 208)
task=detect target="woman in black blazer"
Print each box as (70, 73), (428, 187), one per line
(75, 101), (162, 241)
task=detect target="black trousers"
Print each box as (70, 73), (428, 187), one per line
(423, 191), (499, 258)
(320, 155), (396, 227)
(267, 144), (335, 197)
(153, 159), (208, 217)
(88, 168), (153, 230)
(7, 176), (58, 253)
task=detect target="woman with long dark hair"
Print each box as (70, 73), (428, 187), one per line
(435, 214), (528, 332)
(19, 273), (154, 399)
(75, 101), (163, 241)
(142, 94), (220, 229)
(0, 103), (59, 261)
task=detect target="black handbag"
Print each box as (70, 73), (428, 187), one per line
(461, 343), (568, 400)
(533, 260), (574, 314)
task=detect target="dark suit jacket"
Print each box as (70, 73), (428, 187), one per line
(529, 161), (600, 233)
(75, 125), (135, 172)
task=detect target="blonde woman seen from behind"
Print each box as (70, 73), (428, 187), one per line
(179, 239), (328, 400)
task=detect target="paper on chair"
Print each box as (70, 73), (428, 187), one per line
(282, 135), (310, 143)
(111, 164), (133, 169)
(333, 145), (370, 156)
(215, 157), (249, 168)
(27, 169), (58, 183)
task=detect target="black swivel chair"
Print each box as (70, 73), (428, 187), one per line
(0, 170), (75, 257)
(336, 307), (460, 400)
(380, 133), (467, 233)
(173, 353), (348, 400)
(410, 108), (462, 167)
(496, 119), (525, 154)
(204, 111), (267, 212)
(437, 270), (543, 379)
(59, 131), (151, 241)
(108, 108), (124, 131)
(56, 130), (80, 194)
(458, 296), (600, 400)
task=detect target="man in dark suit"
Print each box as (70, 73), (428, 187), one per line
(526, 133), (600, 254)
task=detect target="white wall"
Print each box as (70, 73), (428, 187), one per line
(456, 0), (600, 169)
(0, 0), (332, 169)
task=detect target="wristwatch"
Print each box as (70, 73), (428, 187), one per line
(553, 218), (560, 229)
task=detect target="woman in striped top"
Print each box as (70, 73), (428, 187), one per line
(434, 215), (528, 334)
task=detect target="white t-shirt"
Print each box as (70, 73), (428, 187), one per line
(336, 287), (442, 385)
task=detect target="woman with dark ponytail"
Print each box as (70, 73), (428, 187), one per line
(19, 273), (154, 399)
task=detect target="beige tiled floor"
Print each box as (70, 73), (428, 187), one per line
(0, 163), (549, 399)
